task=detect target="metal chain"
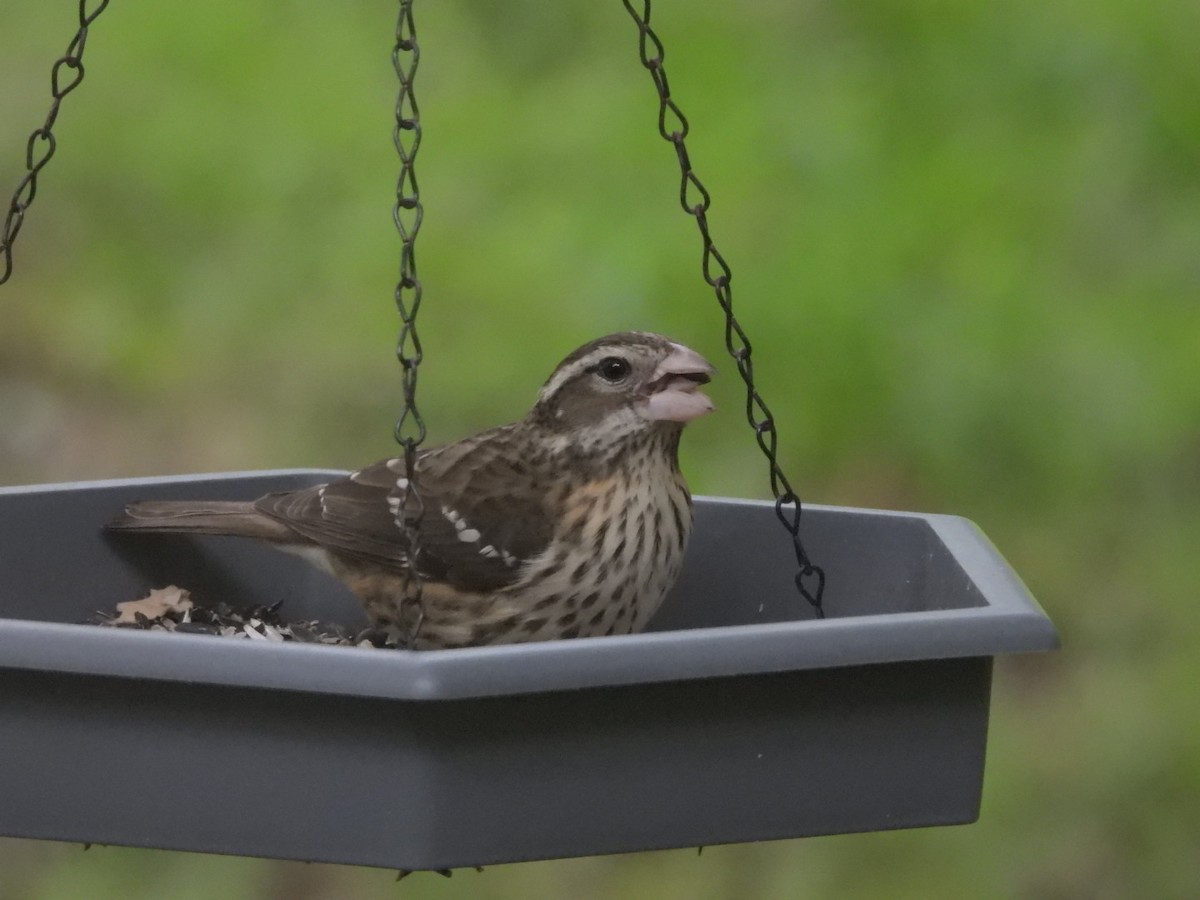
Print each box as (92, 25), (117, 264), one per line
(1, 0), (111, 286)
(621, 0), (826, 618)
(392, 0), (427, 643)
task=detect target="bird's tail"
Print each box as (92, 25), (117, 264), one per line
(106, 501), (294, 541)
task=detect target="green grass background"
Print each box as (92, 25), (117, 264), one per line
(2, 1), (1198, 897)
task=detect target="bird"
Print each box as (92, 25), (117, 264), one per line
(106, 331), (716, 650)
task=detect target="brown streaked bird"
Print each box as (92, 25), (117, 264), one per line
(107, 332), (716, 649)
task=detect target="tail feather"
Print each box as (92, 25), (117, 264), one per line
(106, 500), (295, 541)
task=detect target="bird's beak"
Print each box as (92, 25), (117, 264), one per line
(644, 343), (717, 423)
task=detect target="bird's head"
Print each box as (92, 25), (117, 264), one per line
(529, 332), (715, 450)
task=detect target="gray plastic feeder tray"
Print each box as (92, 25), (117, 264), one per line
(0, 470), (1057, 870)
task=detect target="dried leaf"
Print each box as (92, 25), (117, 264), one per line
(107, 586), (193, 625)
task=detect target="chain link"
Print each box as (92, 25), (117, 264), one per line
(392, 0), (427, 643)
(621, 0), (826, 618)
(1, 0), (111, 286)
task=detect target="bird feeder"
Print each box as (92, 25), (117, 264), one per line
(0, 1), (1058, 874)
(0, 470), (1055, 870)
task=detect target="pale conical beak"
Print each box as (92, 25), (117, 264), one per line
(644, 343), (716, 423)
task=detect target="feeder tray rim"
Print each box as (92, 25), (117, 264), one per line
(0, 469), (1057, 701)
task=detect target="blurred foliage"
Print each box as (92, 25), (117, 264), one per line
(1, 0), (1198, 898)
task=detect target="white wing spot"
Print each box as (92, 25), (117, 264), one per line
(459, 528), (481, 543)
(441, 505), (464, 529)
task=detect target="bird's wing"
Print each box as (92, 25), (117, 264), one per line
(254, 430), (555, 593)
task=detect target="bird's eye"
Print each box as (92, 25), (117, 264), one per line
(597, 356), (632, 384)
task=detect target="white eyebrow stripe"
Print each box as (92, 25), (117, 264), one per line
(537, 348), (622, 403)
